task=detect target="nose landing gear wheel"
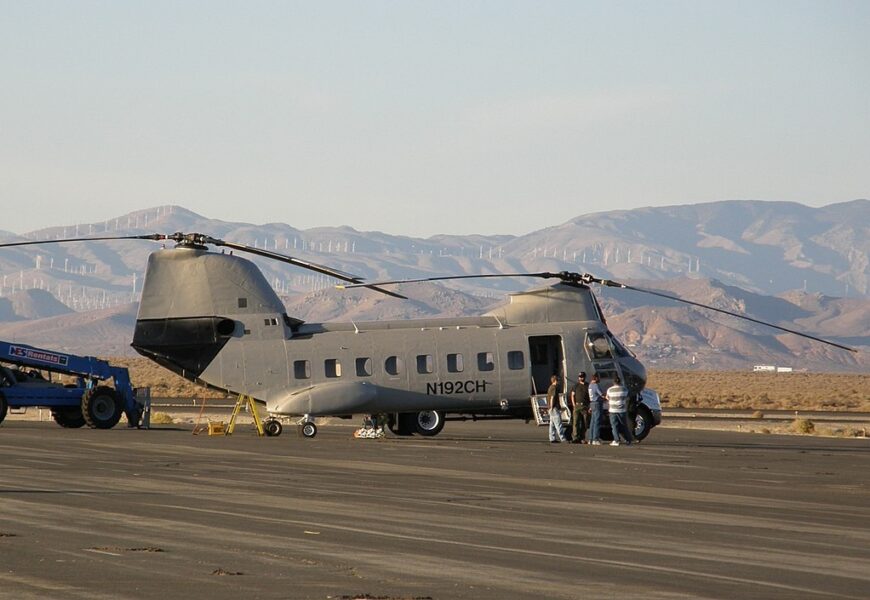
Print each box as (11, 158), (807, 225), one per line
(299, 422), (317, 438)
(633, 405), (653, 442)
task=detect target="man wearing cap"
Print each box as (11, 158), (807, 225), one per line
(569, 372), (589, 443)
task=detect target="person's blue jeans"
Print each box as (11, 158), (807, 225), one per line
(588, 402), (602, 441)
(609, 412), (631, 443)
(548, 408), (567, 442)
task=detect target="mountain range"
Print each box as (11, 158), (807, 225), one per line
(0, 200), (867, 372)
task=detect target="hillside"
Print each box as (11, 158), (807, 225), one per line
(597, 278), (867, 371)
(0, 201), (867, 370)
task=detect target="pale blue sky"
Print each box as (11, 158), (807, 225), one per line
(2, 1), (868, 237)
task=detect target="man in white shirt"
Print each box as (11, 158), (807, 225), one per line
(606, 375), (631, 446)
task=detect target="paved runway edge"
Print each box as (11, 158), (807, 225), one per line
(0, 421), (867, 600)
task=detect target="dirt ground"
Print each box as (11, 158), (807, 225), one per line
(646, 370), (868, 411)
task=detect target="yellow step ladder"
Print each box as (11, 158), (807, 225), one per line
(226, 394), (265, 437)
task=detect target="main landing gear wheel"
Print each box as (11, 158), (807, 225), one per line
(0, 392), (7, 425)
(52, 407), (86, 428)
(81, 386), (123, 429)
(299, 422), (317, 438)
(414, 410), (445, 437)
(263, 419), (283, 437)
(633, 405), (654, 442)
(388, 412), (416, 436)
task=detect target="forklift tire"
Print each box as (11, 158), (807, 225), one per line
(0, 392), (7, 424)
(264, 419), (283, 437)
(82, 386), (123, 429)
(52, 407), (86, 428)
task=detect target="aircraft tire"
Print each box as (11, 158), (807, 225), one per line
(633, 405), (654, 442)
(414, 410), (444, 437)
(82, 386), (123, 429)
(299, 422), (317, 438)
(264, 419), (283, 437)
(388, 413), (416, 436)
(0, 392), (7, 424)
(52, 407), (86, 428)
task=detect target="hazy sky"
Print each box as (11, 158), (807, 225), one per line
(2, 1), (868, 238)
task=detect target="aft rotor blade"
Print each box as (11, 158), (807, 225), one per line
(597, 279), (857, 353)
(207, 238), (407, 300)
(0, 233), (165, 248)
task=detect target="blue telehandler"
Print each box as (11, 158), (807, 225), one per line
(0, 340), (141, 429)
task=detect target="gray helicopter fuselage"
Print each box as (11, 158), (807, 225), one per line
(132, 246), (647, 419)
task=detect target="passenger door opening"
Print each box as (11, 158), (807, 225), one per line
(528, 335), (564, 396)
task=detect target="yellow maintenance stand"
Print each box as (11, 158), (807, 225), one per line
(225, 394), (265, 436)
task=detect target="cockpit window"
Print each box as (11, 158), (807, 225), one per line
(608, 333), (632, 358)
(585, 332), (612, 360)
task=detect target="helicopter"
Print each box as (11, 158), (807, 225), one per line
(0, 231), (856, 440)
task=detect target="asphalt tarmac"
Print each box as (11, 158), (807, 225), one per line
(0, 420), (867, 600)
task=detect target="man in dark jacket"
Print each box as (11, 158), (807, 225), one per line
(569, 372), (589, 443)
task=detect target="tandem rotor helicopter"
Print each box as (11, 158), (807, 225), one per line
(0, 231), (856, 440)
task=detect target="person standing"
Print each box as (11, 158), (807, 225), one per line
(606, 375), (631, 446)
(587, 373), (604, 445)
(569, 372), (589, 443)
(547, 374), (568, 443)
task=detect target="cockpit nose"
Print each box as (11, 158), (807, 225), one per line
(619, 355), (647, 394)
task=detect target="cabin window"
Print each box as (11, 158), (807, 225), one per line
(596, 368), (618, 388)
(263, 317), (278, 326)
(293, 360), (310, 379)
(385, 356), (404, 376)
(238, 298), (247, 308)
(507, 351), (525, 370)
(477, 352), (495, 372)
(356, 357), (372, 377)
(325, 359), (341, 378)
(447, 353), (464, 373)
(416, 354), (433, 374)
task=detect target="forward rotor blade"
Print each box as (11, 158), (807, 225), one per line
(0, 233), (165, 248)
(206, 238), (407, 300)
(598, 279), (857, 353)
(337, 272), (559, 289)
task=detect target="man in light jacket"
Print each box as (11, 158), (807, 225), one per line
(587, 373), (604, 445)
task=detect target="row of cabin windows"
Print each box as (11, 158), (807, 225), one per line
(293, 350), (526, 380)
